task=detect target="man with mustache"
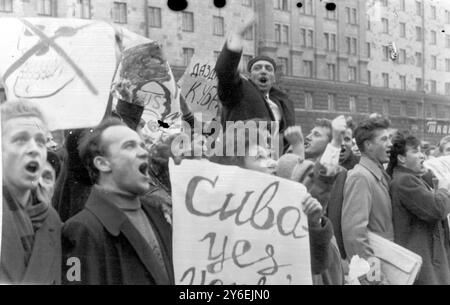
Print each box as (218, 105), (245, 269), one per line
(62, 118), (173, 284)
(0, 100), (62, 284)
(215, 16), (295, 157)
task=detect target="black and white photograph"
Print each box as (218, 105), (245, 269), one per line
(1, 0), (450, 290)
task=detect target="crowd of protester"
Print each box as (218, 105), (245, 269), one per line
(1, 17), (450, 285)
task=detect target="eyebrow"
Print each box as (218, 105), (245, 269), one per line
(121, 140), (137, 148)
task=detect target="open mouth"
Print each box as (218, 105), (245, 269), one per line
(259, 76), (268, 84)
(138, 162), (149, 176)
(304, 142), (311, 149)
(25, 161), (40, 174)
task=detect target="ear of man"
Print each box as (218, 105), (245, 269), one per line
(93, 155), (112, 173)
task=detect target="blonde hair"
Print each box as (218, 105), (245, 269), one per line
(1, 100), (48, 130)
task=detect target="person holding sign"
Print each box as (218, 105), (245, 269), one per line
(215, 15), (295, 157)
(0, 100), (62, 284)
(62, 118), (173, 285)
(387, 131), (450, 285)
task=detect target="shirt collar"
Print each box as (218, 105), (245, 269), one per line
(96, 185), (141, 211)
(359, 155), (384, 181)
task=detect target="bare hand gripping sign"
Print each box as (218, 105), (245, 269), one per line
(169, 159), (312, 285)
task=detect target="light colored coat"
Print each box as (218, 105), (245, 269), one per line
(341, 156), (394, 260)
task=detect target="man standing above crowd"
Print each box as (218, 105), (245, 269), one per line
(215, 16), (295, 156)
(62, 118), (173, 285)
(341, 116), (393, 268)
(1, 100), (62, 284)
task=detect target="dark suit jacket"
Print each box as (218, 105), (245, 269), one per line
(62, 187), (174, 285)
(215, 45), (295, 153)
(0, 195), (62, 284)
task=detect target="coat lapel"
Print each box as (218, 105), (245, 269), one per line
(21, 215), (60, 284)
(0, 196), (26, 284)
(85, 187), (170, 285)
(142, 203), (174, 284)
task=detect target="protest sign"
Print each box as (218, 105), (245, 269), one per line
(178, 55), (220, 122)
(424, 155), (450, 189)
(0, 18), (118, 131)
(113, 41), (181, 145)
(169, 159), (312, 285)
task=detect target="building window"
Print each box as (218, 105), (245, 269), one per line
(367, 15), (371, 30)
(446, 83), (450, 95)
(431, 30), (437, 45)
(382, 73), (389, 88)
(416, 26), (422, 41)
(330, 34), (336, 51)
(431, 55), (437, 70)
(327, 64), (336, 80)
(399, 49), (406, 64)
(275, 24), (281, 43)
(307, 29), (314, 47)
(182, 48), (194, 66)
(213, 51), (221, 61)
(346, 7), (357, 24)
(382, 46), (389, 61)
(324, 33), (329, 50)
(346, 37), (351, 54)
(430, 80), (437, 94)
(148, 6), (161, 28)
(399, 22), (406, 38)
(305, 92), (313, 109)
(303, 60), (313, 78)
(282, 25), (289, 44)
(182, 12), (194, 32)
(383, 99), (390, 115)
(113, 2), (127, 23)
(242, 0), (253, 7)
(279, 57), (289, 75)
(241, 54), (253, 72)
(326, 8), (336, 20)
(351, 38), (357, 55)
(399, 0), (405, 11)
(366, 42), (371, 58)
(381, 0), (388, 7)
(349, 96), (357, 113)
(400, 101), (407, 116)
(368, 97), (374, 113)
(431, 5), (436, 20)
(328, 94), (336, 111)
(244, 25), (254, 40)
(305, 0), (313, 15)
(274, 0), (289, 11)
(382, 18), (389, 34)
(400, 75), (406, 90)
(415, 52), (422, 67)
(446, 10), (450, 23)
(367, 70), (371, 86)
(38, 0), (53, 16)
(415, 0), (422, 16)
(213, 16), (224, 36)
(80, 0), (91, 19)
(446, 35), (450, 48)
(417, 102), (423, 117)
(416, 78), (423, 91)
(300, 28), (306, 46)
(352, 8), (357, 24)
(446, 58), (450, 72)
(349, 66), (357, 82)
(0, 0), (12, 12)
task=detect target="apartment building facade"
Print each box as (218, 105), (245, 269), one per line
(1, 0), (450, 141)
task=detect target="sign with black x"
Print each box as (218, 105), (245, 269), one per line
(0, 18), (117, 130)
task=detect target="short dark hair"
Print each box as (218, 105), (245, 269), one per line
(78, 118), (126, 184)
(314, 118), (332, 142)
(346, 116), (356, 132)
(386, 131), (421, 176)
(354, 116), (391, 153)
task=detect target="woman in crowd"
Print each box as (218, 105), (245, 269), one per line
(387, 131), (450, 285)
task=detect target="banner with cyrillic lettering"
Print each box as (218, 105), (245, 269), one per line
(169, 159), (312, 285)
(178, 55), (219, 122)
